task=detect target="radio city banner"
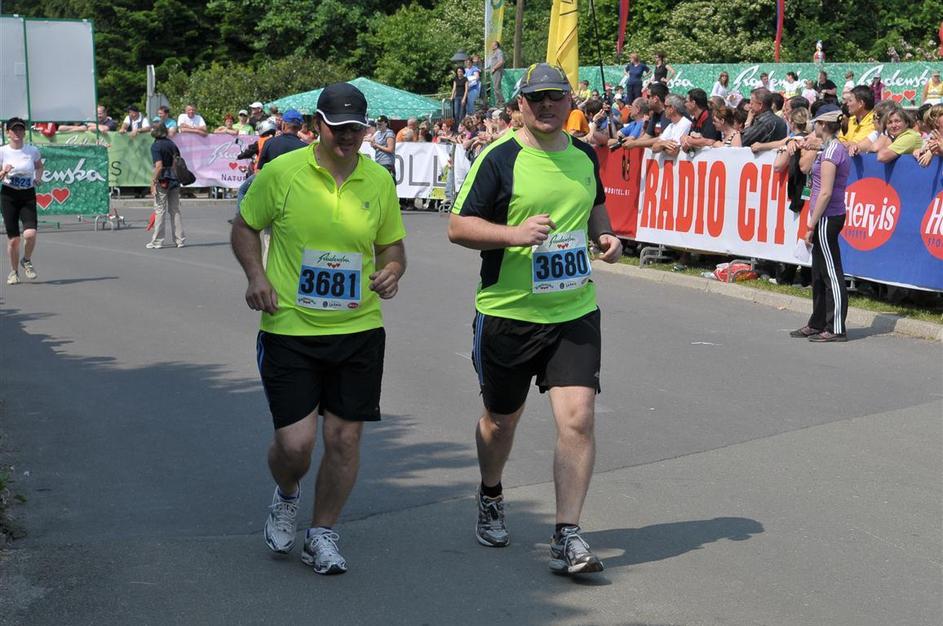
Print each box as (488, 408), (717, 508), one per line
(35, 144), (109, 215)
(628, 148), (943, 292)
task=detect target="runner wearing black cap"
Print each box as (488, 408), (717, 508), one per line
(1, 117), (44, 284)
(232, 83), (406, 575)
(448, 63), (623, 575)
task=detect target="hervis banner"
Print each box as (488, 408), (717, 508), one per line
(35, 144), (109, 215)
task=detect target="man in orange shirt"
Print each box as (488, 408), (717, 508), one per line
(395, 117), (419, 142)
(565, 99), (589, 140)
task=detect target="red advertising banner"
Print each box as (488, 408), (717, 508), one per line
(595, 145), (641, 240)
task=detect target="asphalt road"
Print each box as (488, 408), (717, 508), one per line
(1, 205), (940, 626)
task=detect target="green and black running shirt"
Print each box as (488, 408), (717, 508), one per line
(452, 131), (606, 324)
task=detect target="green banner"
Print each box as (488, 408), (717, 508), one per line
(35, 144), (110, 215)
(504, 61), (943, 107)
(31, 131), (153, 186)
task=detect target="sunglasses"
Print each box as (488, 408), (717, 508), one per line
(329, 123), (366, 134)
(521, 90), (567, 103)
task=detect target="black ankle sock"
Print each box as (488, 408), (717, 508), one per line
(480, 481), (502, 498)
(555, 523), (578, 537)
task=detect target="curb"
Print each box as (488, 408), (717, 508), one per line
(593, 261), (943, 343)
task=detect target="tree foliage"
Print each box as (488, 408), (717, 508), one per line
(4, 0), (939, 124)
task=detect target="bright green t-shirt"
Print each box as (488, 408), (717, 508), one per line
(233, 122), (255, 135)
(888, 128), (922, 155)
(240, 144), (405, 336)
(452, 131), (606, 324)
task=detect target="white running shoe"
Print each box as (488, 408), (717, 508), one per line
(20, 259), (37, 279)
(7, 271), (19, 285)
(301, 528), (348, 575)
(263, 487), (299, 553)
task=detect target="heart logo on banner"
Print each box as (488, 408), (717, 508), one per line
(228, 162), (238, 170)
(36, 193), (54, 209)
(902, 89), (917, 102)
(890, 93), (904, 103)
(52, 188), (71, 204)
(238, 165), (248, 173)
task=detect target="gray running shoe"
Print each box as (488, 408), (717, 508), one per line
(20, 259), (36, 279)
(476, 490), (509, 547)
(301, 528), (348, 575)
(263, 487), (299, 554)
(549, 526), (604, 575)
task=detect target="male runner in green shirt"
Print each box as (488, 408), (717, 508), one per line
(232, 83), (406, 575)
(448, 63), (623, 575)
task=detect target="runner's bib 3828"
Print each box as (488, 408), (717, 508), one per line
(531, 230), (592, 293)
(296, 249), (362, 310)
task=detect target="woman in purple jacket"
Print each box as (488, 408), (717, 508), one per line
(791, 106), (850, 342)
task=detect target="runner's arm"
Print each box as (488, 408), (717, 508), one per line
(588, 203), (623, 263)
(448, 213), (556, 250)
(371, 240), (406, 299)
(230, 215), (278, 314)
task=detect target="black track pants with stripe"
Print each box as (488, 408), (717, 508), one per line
(808, 214), (848, 335)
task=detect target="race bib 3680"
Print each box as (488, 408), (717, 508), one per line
(532, 230), (592, 293)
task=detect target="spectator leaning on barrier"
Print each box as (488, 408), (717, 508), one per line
(652, 94), (692, 157)
(711, 105), (742, 147)
(915, 104), (943, 166)
(248, 102), (265, 130)
(89, 104), (118, 132)
(234, 110), (255, 135)
(371, 115), (396, 179)
(612, 97), (650, 148)
(119, 105), (150, 136)
(215, 113), (239, 135)
(155, 105), (177, 136)
(877, 108), (921, 163)
(619, 83), (671, 150)
(681, 88), (720, 153)
(177, 104), (208, 136)
(841, 86), (876, 155)
(740, 88), (788, 147)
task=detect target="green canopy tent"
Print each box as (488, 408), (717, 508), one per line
(266, 77), (443, 120)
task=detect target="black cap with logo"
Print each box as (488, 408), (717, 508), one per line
(5, 117), (27, 131)
(518, 63), (572, 94)
(316, 83), (369, 127)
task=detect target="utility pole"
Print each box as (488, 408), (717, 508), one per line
(513, 0), (524, 67)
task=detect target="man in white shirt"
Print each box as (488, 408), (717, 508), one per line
(119, 105), (151, 136)
(177, 104), (208, 136)
(652, 94), (691, 156)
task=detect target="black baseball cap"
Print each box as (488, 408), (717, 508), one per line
(376, 115), (389, 124)
(316, 83), (369, 127)
(5, 117), (26, 131)
(518, 63), (571, 94)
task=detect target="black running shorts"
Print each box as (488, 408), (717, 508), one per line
(1, 185), (38, 238)
(256, 328), (385, 429)
(471, 308), (601, 415)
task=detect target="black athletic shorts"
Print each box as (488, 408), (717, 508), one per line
(256, 328), (385, 429)
(471, 308), (601, 415)
(1, 185), (38, 238)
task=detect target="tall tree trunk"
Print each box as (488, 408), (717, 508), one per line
(513, 0), (524, 68)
